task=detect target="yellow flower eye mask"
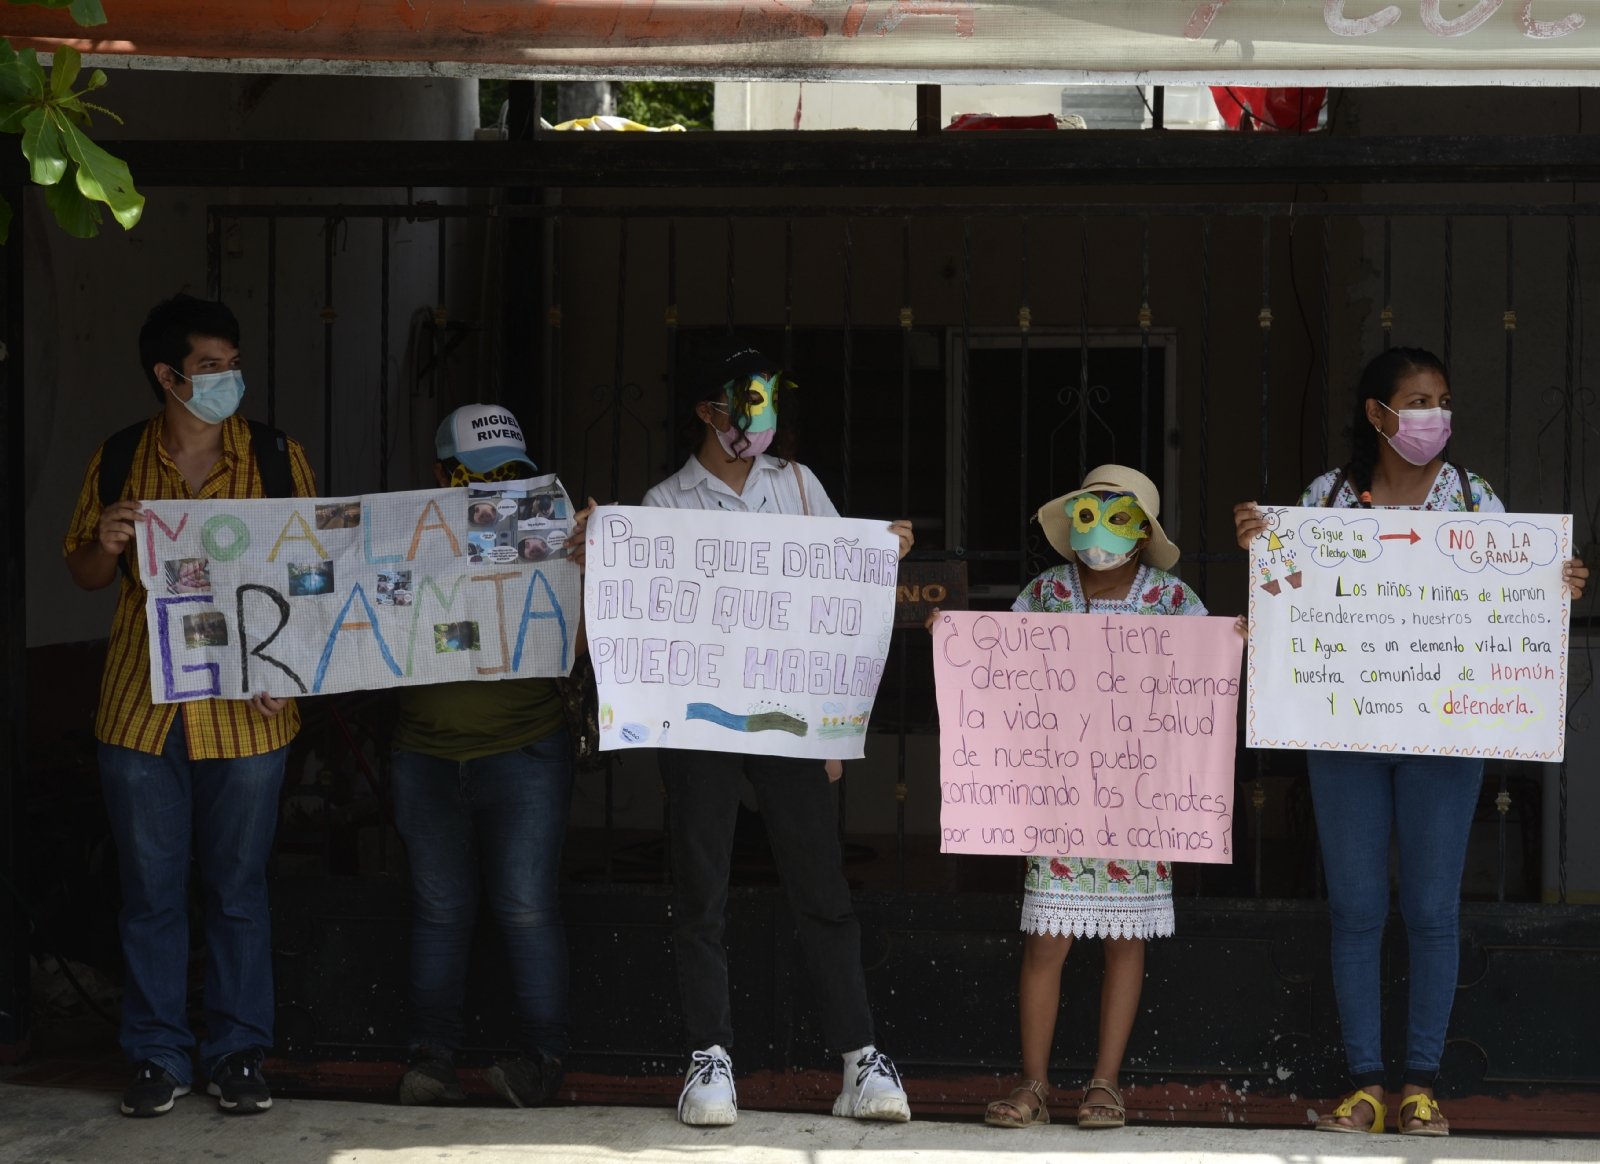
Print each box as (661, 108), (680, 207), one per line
(1067, 491), (1150, 568)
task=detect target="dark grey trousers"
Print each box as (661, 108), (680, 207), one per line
(658, 748), (876, 1057)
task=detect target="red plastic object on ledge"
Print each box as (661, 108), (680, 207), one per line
(946, 113), (1062, 131)
(1210, 87), (1326, 132)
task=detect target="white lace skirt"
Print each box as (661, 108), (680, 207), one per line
(1019, 856), (1175, 940)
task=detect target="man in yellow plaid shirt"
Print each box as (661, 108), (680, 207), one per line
(64, 294), (315, 1118)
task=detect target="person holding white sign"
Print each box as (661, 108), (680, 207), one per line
(641, 339), (915, 1127)
(1233, 348), (1587, 1136)
(975, 465), (1208, 1132)
(390, 405), (586, 1110)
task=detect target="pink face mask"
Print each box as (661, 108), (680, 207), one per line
(715, 426), (774, 459)
(1381, 403), (1451, 466)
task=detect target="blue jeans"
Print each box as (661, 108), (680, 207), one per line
(1308, 750), (1484, 1089)
(98, 720), (287, 1084)
(390, 733), (574, 1061)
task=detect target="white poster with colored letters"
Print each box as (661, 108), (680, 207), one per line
(1245, 506), (1571, 761)
(135, 477), (581, 702)
(583, 505), (899, 760)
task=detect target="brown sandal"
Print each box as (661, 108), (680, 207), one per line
(1077, 1078), (1126, 1129)
(984, 1078), (1049, 1128)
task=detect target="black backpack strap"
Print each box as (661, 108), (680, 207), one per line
(1447, 461), (1480, 511)
(247, 420), (294, 499)
(1323, 470), (1347, 508)
(96, 421), (151, 509)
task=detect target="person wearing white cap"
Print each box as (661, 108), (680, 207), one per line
(391, 403), (588, 1110)
(639, 338), (915, 1128)
(976, 464), (1209, 1132)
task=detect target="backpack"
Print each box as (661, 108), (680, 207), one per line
(97, 418), (294, 508)
(1323, 462), (1479, 511)
(98, 419), (294, 579)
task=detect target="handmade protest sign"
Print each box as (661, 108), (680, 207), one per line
(1246, 506), (1572, 760)
(932, 611), (1243, 862)
(584, 505), (899, 760)
(135, 476), (580, 702)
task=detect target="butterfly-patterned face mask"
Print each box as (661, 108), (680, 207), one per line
(447, 460), (530, 486)
(1067, 491), (1150, 571)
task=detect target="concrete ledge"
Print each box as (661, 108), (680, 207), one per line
(2, 1081), (1595, 1164)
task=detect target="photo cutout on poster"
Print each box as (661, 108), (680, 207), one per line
(164, 557), (211, 595)
(464, 481), (571, 565)
(434, 620), (480, 653)
(286, 560), (334, 597)
(182, 611), (228, 649)
(314, 501), (362, 530)
(375, 569), (413, 607)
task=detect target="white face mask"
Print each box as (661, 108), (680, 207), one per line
(1077, 544), (1137, 572)
(170, 368), (245, 424)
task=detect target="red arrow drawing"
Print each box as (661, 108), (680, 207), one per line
(1378, 529), (1420, 544)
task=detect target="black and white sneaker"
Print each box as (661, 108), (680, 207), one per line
(485, 1054), (564, 1108)
(120, 1062), (191, 1117)
(677, 1045), (737, 1126)
(832, 1045), (911, 1122)
(206, 1049), (273, 1114)
(398, 1044), (465, 1106)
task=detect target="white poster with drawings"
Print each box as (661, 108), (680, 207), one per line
(135, 476), (580, 701)
(1245, 506), (1571, 761)
(582, 505), (899, 759)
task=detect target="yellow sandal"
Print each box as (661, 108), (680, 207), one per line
(1315, 1087), (1386, 1134)
(984, 1078), (1049, 1128)
(1397, 1092), (1449, 1137)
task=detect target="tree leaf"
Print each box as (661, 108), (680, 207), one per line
(13, 49), (47, 100)
(21, 107), (68, 186)
(0, 42), (32, 105)
(68, 0), (108, 27)
(44, 164), (103, 238)
(0, 102), (29, 134)
(0, 194), (11, 246)
(83, 68), (106, 92)
(56, 116), (143, 230)
(48, 43), (80, 100)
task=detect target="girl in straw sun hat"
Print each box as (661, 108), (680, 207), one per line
(979, 464), (1210, 1132)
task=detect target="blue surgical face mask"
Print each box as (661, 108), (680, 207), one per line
(170, 369), (245, 424)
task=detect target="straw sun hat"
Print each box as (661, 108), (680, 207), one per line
(1036, 464), (1179, 571)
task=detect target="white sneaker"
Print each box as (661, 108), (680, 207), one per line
(833, 1045), (911, 1122)
(677, 1045), (737, 1126)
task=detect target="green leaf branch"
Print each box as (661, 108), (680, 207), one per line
(1, 0), (140, 243)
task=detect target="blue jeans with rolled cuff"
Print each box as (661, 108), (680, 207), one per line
(390, 733), (574, 1061)
(98, 719), (287, 1085)
(1308, 749), (1484, 1090)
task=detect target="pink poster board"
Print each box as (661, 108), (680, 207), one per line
(932, 611), (1243, 863)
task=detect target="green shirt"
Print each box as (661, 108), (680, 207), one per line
(393, 677), (564, 761)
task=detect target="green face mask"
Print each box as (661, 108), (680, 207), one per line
(1066, 492), (1150, 570)
(715, 373), (780, 458)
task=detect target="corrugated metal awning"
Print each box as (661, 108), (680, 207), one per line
(8, 2), (1600, 86)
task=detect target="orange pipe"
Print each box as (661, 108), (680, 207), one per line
(2, 1), (854, 64)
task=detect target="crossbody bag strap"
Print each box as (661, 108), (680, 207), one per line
(790, 460), (810, 516)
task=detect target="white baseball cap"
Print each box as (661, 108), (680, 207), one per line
(435, 404), (538, 474)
